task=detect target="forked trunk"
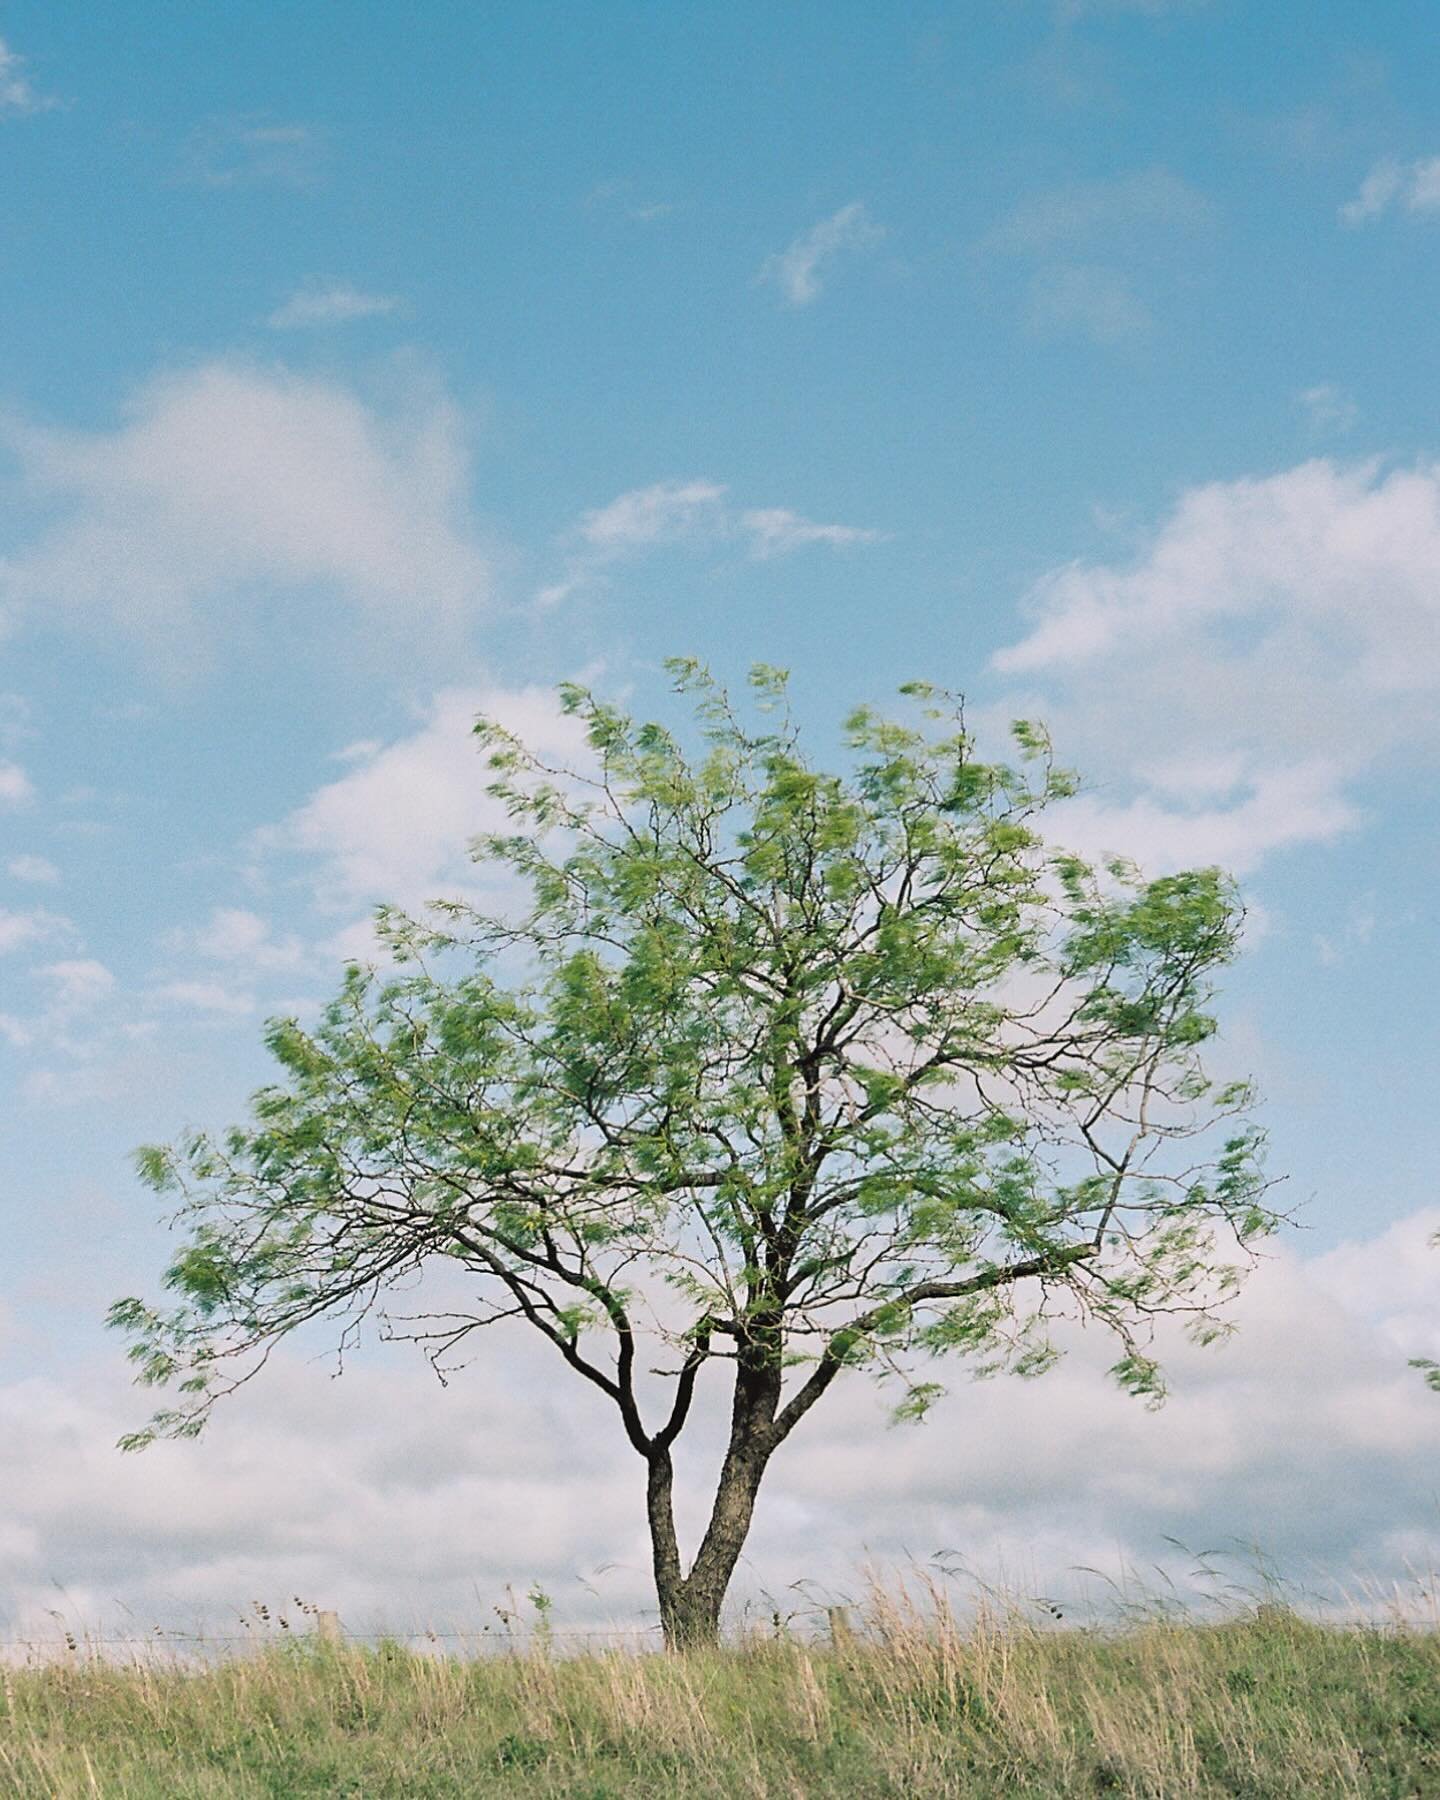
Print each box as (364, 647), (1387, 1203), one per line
(646, 1367), (779, 1650)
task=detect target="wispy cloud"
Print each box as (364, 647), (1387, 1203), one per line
(989, 167), (1217, 254)
(579, 479), (728, 554)
(740, 508), (886, 558)
(0, 761), (34, 807)
(267, 281), (403, 330)
(0, 36), (57, 117)
(986, 167), (1215, 347)
(1297, 383), (1358, 436)
(1056, 0), (1206, 17)
(177, 116), (326, 190)
(150, 979), (255, 1016)
(1026, 263), (1153, 344)
(536, 479), (728, 606)
(6, 853), (59, 883)
(586, 180), (677, 223)
(758, 202), (884, 308)
(538, 480), (883, 605)
(1340, 157), (1440, 225)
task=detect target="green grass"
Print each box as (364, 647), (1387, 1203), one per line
(3, 1601), (1439, 1797)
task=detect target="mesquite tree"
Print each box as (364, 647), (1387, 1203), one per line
(111, 664), (1274, 1648)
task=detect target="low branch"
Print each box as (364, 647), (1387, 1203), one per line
(770, 1242), (1096, 1445)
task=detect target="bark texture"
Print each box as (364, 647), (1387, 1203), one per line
(648, 1360), (782, 1649)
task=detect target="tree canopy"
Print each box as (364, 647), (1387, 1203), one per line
(111, 662), (1276, 1647)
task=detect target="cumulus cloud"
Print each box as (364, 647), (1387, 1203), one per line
(1340, 157), (1440, 225)
(0, 36), (57, 117)
(992, 457), (1440, 872)
(758, 202), (884, 308)
(1310, 1211), (1440, 1365)
(267, 281), (403, 329)
(170, 906), (305, 972)
(37, 958), (115, 1010)
(0, 947), (106, 1056)
(1041, 769), (1356, 878)
(0, 906), (69, 955)
(7, 1221), (1440, 1641)
(263, 683), (591, 915)
(0, 361), (493, 666)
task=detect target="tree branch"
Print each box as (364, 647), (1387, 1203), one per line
(770, 1243), (1096, 1445)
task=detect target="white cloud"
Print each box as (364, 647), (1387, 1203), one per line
(0, 361), (493, 666)
(172, 906), (305, 972)
(1297, 383), (1358, 436)
(740, 508), (885, 559)
(1026, 262), (1154, 344)
(0, 694), (31, 749)
(37, 958), (115, 1010)
(1045, 767), (1357, 877)
(579, 479), (728, 554)
(150, 981), (255, 1017)
(586, 180), (676, 224)
(1340, 157), (1440, 225)
(178, 117), (325, 189)
(0, 906), (69, 955)
(267, 282), (402, 330)
(986, 169), (1213, 349)
(0, 950), (113, 1058)
(6, 853), (58, 883)
(264, 683), (591, 913)
(992, 458), (1440, 872)
(990, 167), (1216, 256)
(1057, 0), (1205, 16)
(0, 762), (33, 807)
(0, 37), (57, 117)
(758, 202), (884, 308)
(1310, 1210), (1440, 1363)
(539, 480), (883, 605)
(6, 1218), (1440, 1639)
(1341, 160), (1404, 224)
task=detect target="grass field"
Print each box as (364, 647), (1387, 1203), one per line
(3, 1595), (1438, 1797)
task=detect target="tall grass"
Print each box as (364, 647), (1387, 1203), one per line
(3, 1582), (1438, 1796)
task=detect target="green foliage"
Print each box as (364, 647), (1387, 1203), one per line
(112, 663), (1274, 1481)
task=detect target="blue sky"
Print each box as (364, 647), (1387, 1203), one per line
(3, 2), (1440, 1640)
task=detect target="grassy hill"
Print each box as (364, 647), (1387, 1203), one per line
(3, 1603), (1438, 1797)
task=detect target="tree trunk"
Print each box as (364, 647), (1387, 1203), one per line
(646, 1364), (779, 1650)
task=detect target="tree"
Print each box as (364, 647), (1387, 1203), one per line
(111, 663), (1275, 1649)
